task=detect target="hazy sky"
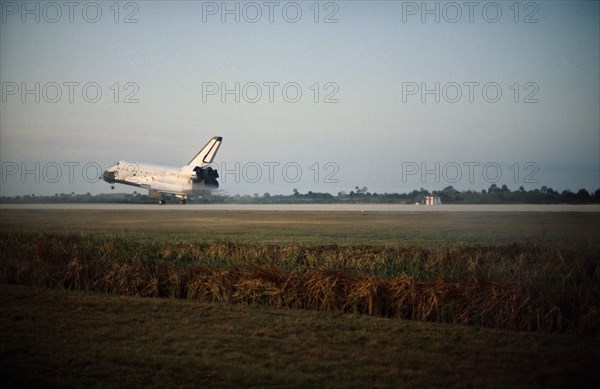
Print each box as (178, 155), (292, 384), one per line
(1, 1), (598, 196)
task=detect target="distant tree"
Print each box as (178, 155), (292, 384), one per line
(576, 189), (590, 202)
(561, 190), (575, 203)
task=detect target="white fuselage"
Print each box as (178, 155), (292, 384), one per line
(103, 161), (209, 198)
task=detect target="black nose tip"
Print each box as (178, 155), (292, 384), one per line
(102, 170), (115, 183)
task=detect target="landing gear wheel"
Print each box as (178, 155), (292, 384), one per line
(158, 199), (166, 205)
(180, 199), (187, 204)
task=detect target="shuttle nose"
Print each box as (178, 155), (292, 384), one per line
(102, 169), (116, 183)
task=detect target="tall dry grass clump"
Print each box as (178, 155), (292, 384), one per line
(0, 232), (598, 333)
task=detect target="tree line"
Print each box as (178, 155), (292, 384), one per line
(2, 185), (599, 204)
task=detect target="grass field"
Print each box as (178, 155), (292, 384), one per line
(1, 284), (598, 388)
(1, 209), (599, 246)
(1, 209), (599, 387)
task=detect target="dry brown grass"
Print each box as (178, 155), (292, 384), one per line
(1, 232), (598, 333)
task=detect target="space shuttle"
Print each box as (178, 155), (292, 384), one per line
(102, 136), (222, 204)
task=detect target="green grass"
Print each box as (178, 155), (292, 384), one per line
(1, 209), (599, 246)
(1, 284), (598, 388)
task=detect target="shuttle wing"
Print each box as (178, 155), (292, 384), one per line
(140, 182), (184, 196)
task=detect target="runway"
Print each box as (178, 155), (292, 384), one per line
(1, 203), (599, 212)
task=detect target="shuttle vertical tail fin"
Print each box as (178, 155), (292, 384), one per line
(187, 136), (222, 167)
